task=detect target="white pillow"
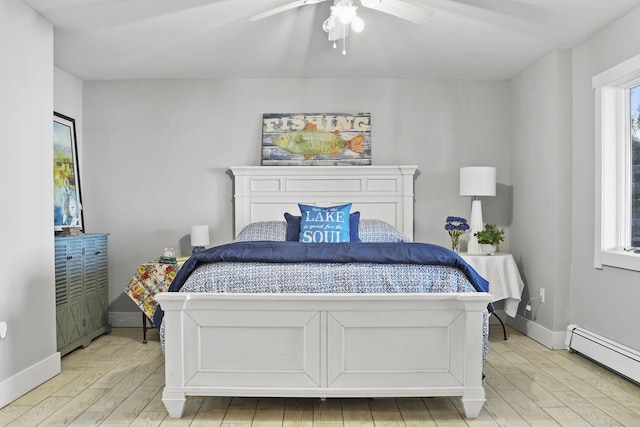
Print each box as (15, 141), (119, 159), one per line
(358, 219), (411, 242)
(234, 219), (410, 243)
(234, 221), (287, 242)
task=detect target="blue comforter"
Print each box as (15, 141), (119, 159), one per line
(153, 241), (490, 328)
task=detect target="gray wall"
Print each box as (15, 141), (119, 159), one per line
(0, 0), (59, 408)
(509, 50), (574, 347)
(570, 8), (640, 350)
(81, 79), (512, 320)
(54, 68), (83, 162)
(507, 6), (640, 352)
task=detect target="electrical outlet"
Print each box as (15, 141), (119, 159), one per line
(0, 321), (7, 340)
(539, 288), (545, 304)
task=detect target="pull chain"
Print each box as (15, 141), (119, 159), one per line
(342, 23), (347, 55)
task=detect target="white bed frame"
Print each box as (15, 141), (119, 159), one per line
(230, 165), (418, 239)
(156, 165), (492, 419)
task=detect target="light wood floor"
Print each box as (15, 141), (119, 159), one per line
(1, 325), (639, 426)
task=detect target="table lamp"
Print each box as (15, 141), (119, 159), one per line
(190, 225), (210, 255)
(460, 166), (496, 254)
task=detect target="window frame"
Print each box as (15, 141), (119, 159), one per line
(593, 52), (640, 271)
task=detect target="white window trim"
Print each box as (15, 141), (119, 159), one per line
(593, 53), (640, 271)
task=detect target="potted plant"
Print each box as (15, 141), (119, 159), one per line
(474, 224), (505, 255)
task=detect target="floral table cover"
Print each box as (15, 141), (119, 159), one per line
(124, 262), (179, 320)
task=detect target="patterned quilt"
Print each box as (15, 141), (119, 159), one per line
(181, 262), (477, 294)
(153, 241), (490, 328)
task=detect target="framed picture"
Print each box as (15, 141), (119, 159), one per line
(261, 113), (372, 166)
(53, 112), (84, 232)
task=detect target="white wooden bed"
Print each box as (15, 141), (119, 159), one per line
(156, 165), (492, 419)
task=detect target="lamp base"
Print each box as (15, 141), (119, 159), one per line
(467, 199), (483, 254)
(192, 246), (205, 255)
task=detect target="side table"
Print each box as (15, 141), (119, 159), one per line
(124, 262), (179, 343)
(459, 252), (525, 339)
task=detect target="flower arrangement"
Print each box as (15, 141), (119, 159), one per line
(445, 216), (469, 252)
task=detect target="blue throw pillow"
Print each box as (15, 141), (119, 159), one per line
(297, 203), (352, 243)
(284, 212), (302, 241)
(285, 211), (360, 242)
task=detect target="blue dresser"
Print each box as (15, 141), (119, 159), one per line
(55, 234), (111, 356)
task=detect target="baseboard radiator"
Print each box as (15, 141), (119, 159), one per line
(565, 324), (640, 384)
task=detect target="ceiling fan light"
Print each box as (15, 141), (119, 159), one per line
(360, 0), (380, 7)
(322, 16), (334, 33)
(338, 4), (357, 24)
(351, 15), (365, 33)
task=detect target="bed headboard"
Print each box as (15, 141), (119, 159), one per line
(230, 165), (418, 239)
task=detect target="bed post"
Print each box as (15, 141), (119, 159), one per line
(460, 296), (489, 418)
(156, 294), (187, 418)
(399, 165), (416, 240)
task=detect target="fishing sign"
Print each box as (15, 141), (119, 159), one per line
(261, 113), (371, 166)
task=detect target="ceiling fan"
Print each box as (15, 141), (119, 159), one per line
(248, 0), (433, 45)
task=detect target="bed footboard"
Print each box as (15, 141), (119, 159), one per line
(156, 292), (492, 419)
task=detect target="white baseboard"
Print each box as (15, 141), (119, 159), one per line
(110, 311), (148, 328)
(508, 314), (566, 349)
(0, 353), (61, 409)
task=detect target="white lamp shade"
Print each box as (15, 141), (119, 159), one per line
(190, 225), (210, 247)
(460, 166), (496, 197)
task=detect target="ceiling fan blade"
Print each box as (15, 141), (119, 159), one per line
(360, 0), (434, 24)
(248, 0), (326, 21)
(448, 0), (541, 20)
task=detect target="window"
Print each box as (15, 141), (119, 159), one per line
(632, 85), (640, 248)
(594, 53), (640, 271)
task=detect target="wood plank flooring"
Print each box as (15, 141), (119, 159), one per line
(1, 325), (639, 426)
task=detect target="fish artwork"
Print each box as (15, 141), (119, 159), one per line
(271, 123), (365, 160)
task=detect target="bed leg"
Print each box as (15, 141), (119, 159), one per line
(142, 312), (148, 344)
(162, 390), (186, 418)
(460, 390), (485, 418)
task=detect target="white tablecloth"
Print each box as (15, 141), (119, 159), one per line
(460, 253), (524, 317)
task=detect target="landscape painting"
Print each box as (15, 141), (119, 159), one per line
(262, 113), (372, 166)
(53, 112), (84, 232)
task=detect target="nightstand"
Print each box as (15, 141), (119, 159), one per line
(459, 252), (525, 339)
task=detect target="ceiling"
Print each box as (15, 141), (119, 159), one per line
(22, 0), (640, 81)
